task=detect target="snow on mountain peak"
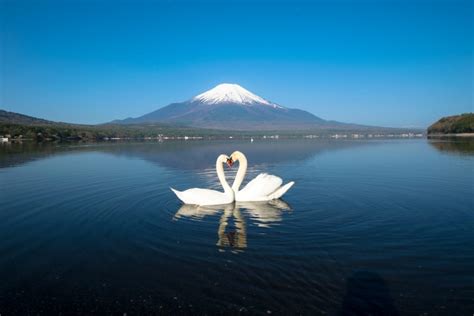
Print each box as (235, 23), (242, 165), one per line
(192, 83), (282, 107)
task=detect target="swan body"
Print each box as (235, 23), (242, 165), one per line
(230, 151), (294, 202)
(171, 154), (234, 206)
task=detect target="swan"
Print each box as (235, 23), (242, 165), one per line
(170, 154), (234, 206)
(227, 151), (294, 202)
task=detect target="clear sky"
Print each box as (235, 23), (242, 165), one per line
(1, 0), (472, 127)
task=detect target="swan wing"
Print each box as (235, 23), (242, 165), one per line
(171, 187), (232, 206)
(236, 173), (283, 201)
(268, 181), (295, 200)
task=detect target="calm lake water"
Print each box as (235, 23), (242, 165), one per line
(0, 139), (473, 315)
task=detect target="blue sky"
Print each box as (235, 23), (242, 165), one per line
(1, 0), (472, 127)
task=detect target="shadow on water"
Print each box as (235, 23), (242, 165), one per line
(428, 137), (474, 155)
(0, 139), (378, 169)
(339, 271), (399, 316)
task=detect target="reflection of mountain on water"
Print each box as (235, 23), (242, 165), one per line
(428, 138), (474, 155)
(1, 140), (375, 169)
(174, 200), (292, 251)
(103, 140), (374, 170)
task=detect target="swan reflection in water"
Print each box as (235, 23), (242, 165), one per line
(174, 200), (291, 251)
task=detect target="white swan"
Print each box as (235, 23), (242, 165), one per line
(170, 154), (234, 206)
(227, 151), (294, 202)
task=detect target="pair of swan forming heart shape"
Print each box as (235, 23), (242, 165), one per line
(171, 151), (295, 206)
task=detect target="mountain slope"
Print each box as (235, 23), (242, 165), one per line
(1, 108), (420, 141)
(113, 83), (339, 130)
(0, 109), (231, 141)
(0, 109), (55, 125)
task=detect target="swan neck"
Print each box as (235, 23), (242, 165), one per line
(232, 152), (247, 191)
(216, 156), (232, 195)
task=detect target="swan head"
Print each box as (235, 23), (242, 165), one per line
(226, 156), (234, 168)
(217, 154), (233, 168)
(228, 151), (245, 167)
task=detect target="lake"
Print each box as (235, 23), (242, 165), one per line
(0, 138), (473, 315)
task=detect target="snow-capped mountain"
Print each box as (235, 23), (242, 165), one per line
(192, 83), (282, 108)
(113, 83), (343, 130)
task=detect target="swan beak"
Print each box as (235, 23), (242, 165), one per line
(226, 157), (234, 168)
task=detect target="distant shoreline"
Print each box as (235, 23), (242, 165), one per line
(1, 134), (427, 143)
